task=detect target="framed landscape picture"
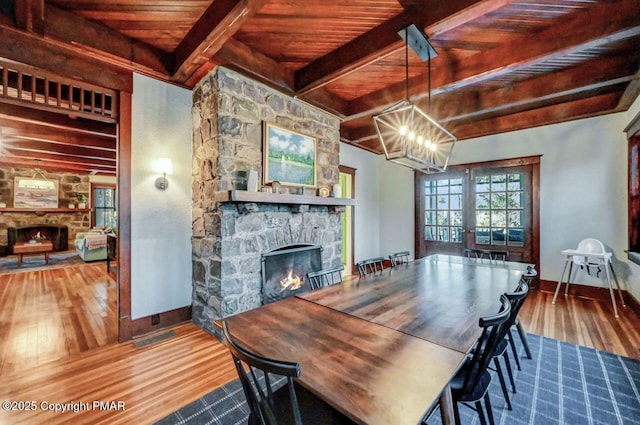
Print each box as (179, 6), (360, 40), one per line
(263, 122), (317, 187)
(14, 177), (59, 208)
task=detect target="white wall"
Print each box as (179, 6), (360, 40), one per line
(130, 73), (193, 319)
(340, 144), (382, 262)
(348, 97), (640, 302)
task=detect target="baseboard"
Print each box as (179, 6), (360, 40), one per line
(131, 305), (192, 338)
(538, 278), (640, 313)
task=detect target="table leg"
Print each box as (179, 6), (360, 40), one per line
(45, 252), (50, 264)
(17, 253), (23, 267)
(439, 384), (455, 425)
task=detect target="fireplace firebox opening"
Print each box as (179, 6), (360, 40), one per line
(261, 244), (322, 304)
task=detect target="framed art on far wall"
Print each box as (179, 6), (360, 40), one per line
(263, 122), (317, 187)
(14, 177), (59, 208)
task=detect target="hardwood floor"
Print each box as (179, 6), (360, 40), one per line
(0, 265), (639, 424)
(0, 263), (117, 376)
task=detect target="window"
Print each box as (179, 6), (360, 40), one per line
(92, 184), (116, 228)
(424, 178), (463, 243)
(626, 111), (640, 264)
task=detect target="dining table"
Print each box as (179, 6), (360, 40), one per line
(217, 254), (534, 425)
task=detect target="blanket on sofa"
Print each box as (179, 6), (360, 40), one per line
(84, 233), (107, 250)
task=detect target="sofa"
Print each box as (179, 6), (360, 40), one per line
(75, 232), (108, 262)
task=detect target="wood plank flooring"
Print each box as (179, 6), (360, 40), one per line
(0, 265), (639, 424)
(0, 263), (117, 376)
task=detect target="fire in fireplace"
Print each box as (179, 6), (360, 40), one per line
(261, 244), (322, 304)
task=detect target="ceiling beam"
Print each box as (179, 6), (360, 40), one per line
(341, 55), (636, 142)
(0, 103), (117, 137)
(211, 38), (295, 93)
(294, 0), (512, 95)
(346, 0), (640, 118)
(451, 92), (622, 140)
(0, 153), (116, 174)
(1, 138), (116, 160)
(617, 66), (640, 110)
(2, 144), (116, 168)
(0, 24), (132, 92)
(43, 4), (171, 80)
(172, 0), (270, 84)
(14, 0), (44, 35)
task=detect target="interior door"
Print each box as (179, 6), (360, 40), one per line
(467, 166), (534, 263)
(416, 170), (467, 257)
(416, 157), (539, 265)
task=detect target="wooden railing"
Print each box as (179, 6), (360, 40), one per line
(0, 59), (118, 122)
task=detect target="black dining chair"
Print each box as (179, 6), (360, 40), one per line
(356, 257), (384, 277)
(306, 265), (344, 290)
(450, 294), (512, 425)
(508, 269), (535, 365)
(389, 251), (410, 267)
(222, 321), (355, 425)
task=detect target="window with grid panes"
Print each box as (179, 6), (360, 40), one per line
(424, 178), (463, 243)
(474, 173), (524, 247)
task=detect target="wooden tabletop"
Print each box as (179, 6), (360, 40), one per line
(299, 254), (530, 353)
(219, 297), (465, 425)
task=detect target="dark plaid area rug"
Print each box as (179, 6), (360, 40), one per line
(156, 335), (640, 425)
(0, 250), (91, 273)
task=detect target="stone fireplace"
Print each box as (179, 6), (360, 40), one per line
(191, 67), (344, 335)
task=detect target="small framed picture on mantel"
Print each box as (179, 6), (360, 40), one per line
(263, 122), (317, 188)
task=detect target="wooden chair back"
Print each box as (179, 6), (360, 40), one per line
(461, 295), (511, 395)
(223, 321), (302, 425)
(306, 266), (344, 290)
(356, 257), (384, 277)
(389, 251), (410, 267)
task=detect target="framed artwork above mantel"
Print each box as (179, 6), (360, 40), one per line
(263, 122), (317, 188)
(13, 177), (59, 209)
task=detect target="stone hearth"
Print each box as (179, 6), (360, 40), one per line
(191, 67), (343, 335)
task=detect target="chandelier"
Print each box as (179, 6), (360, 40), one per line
(373, 24), (456, 174)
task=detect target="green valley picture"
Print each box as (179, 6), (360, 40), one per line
(263, 123), (316, 187)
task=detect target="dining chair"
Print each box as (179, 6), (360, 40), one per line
(449, 294), (512, 425)
(356, 257), (384, 277)
(511, 267), (536, 361)
(306, 265), (344, 290)
(485, 279), (530, 411)
(222, 321), (355, 425)
(389, 251), (410, 267)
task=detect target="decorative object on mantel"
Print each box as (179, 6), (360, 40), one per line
(318, 186), (330, 197)
(332, 183), (342, 198)
(271, 180), (282, 194)
(263, 122), (317, 188)
(76, 193), (87, 209)
(0, 202), (6, 208)
(68, 202), (75, 209)
(373, 23), (456, 174)
(247, 169), (259, 192)
(261, 186), (273, 193)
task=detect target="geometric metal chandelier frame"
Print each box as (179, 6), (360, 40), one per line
(373, 24), (456, 174)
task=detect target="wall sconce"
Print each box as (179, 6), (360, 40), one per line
(155, 157), (173, 190)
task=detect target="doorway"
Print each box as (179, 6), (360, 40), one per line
(339, 165), (356, 274)
(415, 156), (540, 266)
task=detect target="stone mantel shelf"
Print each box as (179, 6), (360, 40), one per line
(0, 208), (90, 213)
(218, 190), (357, 207)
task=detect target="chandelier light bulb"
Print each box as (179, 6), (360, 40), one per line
(399, 125), (408, 136)
(429, 143), (438, 152)
(408, 130), (416, 141)
(417, 135), (424, 145)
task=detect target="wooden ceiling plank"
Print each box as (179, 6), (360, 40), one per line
(347, 0), (640, 118)
(294, 0), (514, 95)
(0, 154), (116, 174)
(172, 0), (271, 84)
(0, 103), (117, 137)
(2, 138), (116, 160)
(2, 146), (116, 168)
(43, 4), (170, 80)
(0, 25), (132, 92)
(0, 125), (116, 151)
